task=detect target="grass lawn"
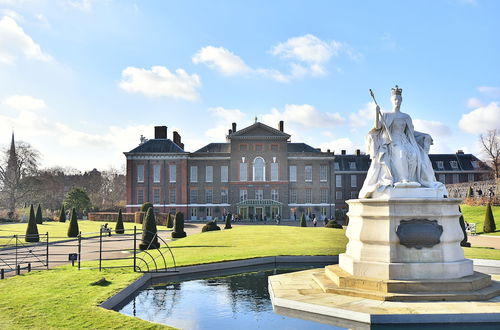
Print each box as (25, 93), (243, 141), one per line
(0, 220), (139, 245)
(0, 226), (347, 329)
(460, 205), (500, 235)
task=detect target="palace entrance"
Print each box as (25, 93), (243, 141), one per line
(236, 199), (283, 221)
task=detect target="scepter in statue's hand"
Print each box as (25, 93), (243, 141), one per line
(369, 89), (392, 142)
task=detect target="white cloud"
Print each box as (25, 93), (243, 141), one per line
(271, 34), (341, 63)
(205, 107), (246, 141)
(349, 102), (376, 128)
(467, 97), (483, 108)
(477, 86), (500, 98)
(119, 66), (201, 101)
(459, 102), (500, 134)
(0, 15), (52, 64)
(319, 137), (356, 154)
(413, 119), (452, 138)
(3, 94), (46, 110)
(192, 46), (251, 76)
(65, 0), (95, 12)
(261, 104), (345, 129)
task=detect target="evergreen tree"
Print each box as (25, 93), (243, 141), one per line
(67, 208), (79, 238)
(64, 187), (91, 215)
(35, 204), (43, 224)
(141, 202), (153, 213)
(300, 213), (307, 227)
(115, 209), (125, 234)
(172, 211), (187, 238)
(25, 204), (39, 242)
(139, 207), (160, 250)
(166, 213), (174, 229)
(466, 187), (473, 198)
(59, 205), (66, 222)
(483, 203), (497, 233)
(224, 213), (232, 229)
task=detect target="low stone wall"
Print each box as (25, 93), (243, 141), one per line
(88, 212), (135, 222)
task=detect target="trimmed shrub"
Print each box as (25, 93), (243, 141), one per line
(141, 202), (153, 213)
(35, 204), (43, 224)
(458, 206), (471, 247)
(300, 214), (307, 227)
(224, 213), (232, 229)
(172, 212), (187, 238)
(483, 203), (497, 233)
(202, 220), (221, 232)
(67, 208), (79, 238)
(115, 209), (125, 234)
(325, 220), (343, 229)
(59, 205), (66, 222)
(139, 208), (160, 250)
(25, 204), (40, 242)
(166, 213), (174, 229)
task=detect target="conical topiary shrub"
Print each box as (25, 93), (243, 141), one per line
(466, 187), (473, 198)
(483, 203), (497, 233)
(25, 204), (40, 242)
(139, 207), (160, 250)
(166, 213), (174, 229)
(35, 204), (43, 224)
(224, 213), (232, 229)
(59, 205), (66, 222)
(67, 208), (79, 238)
(172, 211), (187, 238)
(141, 202), (153, 213)
(115, 209), (125, 234)
(300, 213), (307, 227)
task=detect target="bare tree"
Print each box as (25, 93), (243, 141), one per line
(480, 129), (500, 179)
(0, 140), (40, 218)
(99, 168), (126, 210)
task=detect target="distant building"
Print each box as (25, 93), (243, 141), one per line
(125, 123), (490, 220)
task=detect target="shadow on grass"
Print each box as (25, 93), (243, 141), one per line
(167, 245), (231, 249)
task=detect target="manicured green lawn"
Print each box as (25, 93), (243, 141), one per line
(0, 221), (139, 245)
(0, 226), (347, 329)
(463, 246), (500, 260)
(461, 204), (500, 235)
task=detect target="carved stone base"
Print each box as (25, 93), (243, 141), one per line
(310, 265), (500, 302)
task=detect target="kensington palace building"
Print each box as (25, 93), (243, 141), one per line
(125, 121), (490, 220)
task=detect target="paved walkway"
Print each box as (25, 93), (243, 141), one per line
(468, 234), (500, 249)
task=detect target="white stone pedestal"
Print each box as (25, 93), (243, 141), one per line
(339, 193), (473, 280)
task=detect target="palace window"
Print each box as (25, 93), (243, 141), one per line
(335, 191), (343, 200)
(438, 174), (446, 183)
(190, 166), (198, 182)
(471, 161), (479, 169)
(153, 188), (160, 204)
(205, 189), (213, 204)
(271, 189), (279, 201)
(169, 190), (176, 204)
(271, 163), (278, 181)
(289, 189), (297, 203)
(468, 173), (474, 182)
(450, 161), (459, 169)
(320, 189), (328, 203)
(137, 165), (144, 183)
(239, 189), (247, 202)
(206, 166), (213, 183)
(320, 165), (328, 182)
(289, 165), (297, 182)
(255, 189), (264, 200)
(255, 144), (263, 151)
(221, 166), (228, 182)
(305, 165), (312, 182)
(452, 174), (459, 184)
(153, 165), (161, 183)
(239, 163), (247, 181)
(305, 189), (312, 203)
(169, 164), (176, 183)
(137, 189), (144, 204)
(221, 189), (228, 203)
(253, 157), (265, 181)
(436, 161), (444, 170)
(190, 189), (198, 203)
(349, 162), (356, 170)
(271, 144), (278, 151)
(336, 175), (342, 188)
(351, 175), (357, 188)
(334, 162), (340, 170)
(239, 144), (248, 151)
(351, 191), (358, 199)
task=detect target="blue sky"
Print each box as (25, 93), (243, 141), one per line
(0, 0), (499, 170)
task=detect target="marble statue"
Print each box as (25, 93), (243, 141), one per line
(359, 86), (447, 198)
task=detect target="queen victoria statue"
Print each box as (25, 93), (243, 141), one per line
(359, 85), (447, 198)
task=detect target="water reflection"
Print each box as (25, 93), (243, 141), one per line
(119, 268), (341, 330)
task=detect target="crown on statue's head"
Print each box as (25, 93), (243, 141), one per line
(391, 85), (403, 96)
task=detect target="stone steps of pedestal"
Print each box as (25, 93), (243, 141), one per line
(325, 265), (491, 293)
(312, 271), (500, 302)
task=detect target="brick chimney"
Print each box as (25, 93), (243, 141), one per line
(457, 150), (464, 154)
(356, 149), (361, 156)
(154, 126), (167, 139)
(341, 150), (346, 155)
(232, 122), (237, 133)
(279, 120), (284, 132)
(173, 131), (181, 147)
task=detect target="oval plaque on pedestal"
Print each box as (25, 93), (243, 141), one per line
(396, 219), (443, 249)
